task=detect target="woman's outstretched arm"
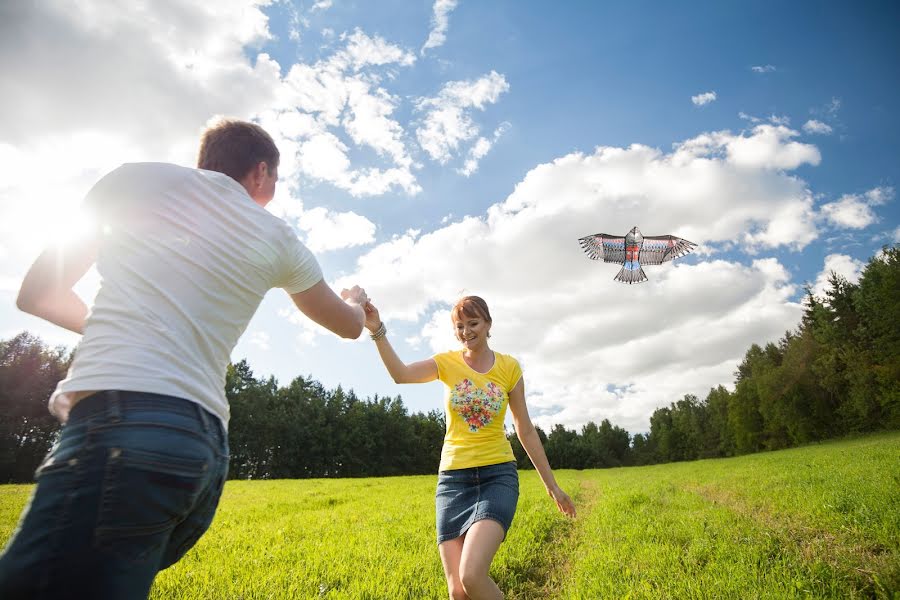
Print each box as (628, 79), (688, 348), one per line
(365, 301), (438, 384)
(508, 378), (577, 518)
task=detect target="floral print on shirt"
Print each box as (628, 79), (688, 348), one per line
(450, 378), (504, 432)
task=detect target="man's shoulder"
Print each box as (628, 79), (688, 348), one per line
(115, 161), (187, 175)
(86, 162), (188, 202)
(98, 162), (192, 187)
(118, 163), (256, 206)
(115, 163), (240, 185)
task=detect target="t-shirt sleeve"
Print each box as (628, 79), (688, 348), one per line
(278, 233), (324, 294)
(508, 356), (523, 390)
(432, 351), (450, 384)
(80, 164), (133, 236)
(82, 165), (126, 209)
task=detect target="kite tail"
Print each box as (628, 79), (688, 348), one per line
(614, 264), (647, 284)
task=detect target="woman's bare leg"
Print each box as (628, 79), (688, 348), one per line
(439, 535), (470, 600)
(458, 520), (505, 600)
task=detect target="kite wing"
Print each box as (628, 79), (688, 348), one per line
(640, 235), (697, 265)
(578, 233), (626, 264)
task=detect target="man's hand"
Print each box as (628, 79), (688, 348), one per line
(340, 285), (368, 307)
(290, 281), (366, 339)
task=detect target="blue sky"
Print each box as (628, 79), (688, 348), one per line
(1, 1), (897, 432)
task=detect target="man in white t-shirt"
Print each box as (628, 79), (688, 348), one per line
(0, 120), (368, 599)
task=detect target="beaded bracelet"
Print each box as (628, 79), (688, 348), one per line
(370, 322), (387, 341)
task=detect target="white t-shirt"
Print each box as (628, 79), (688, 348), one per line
(50, 162), (323, 429)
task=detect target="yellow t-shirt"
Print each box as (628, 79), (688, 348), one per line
(432, 350), (523, 471)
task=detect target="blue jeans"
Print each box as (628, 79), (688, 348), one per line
(0, 391), (229, 600)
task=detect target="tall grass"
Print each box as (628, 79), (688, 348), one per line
(1, 432), (896, 598)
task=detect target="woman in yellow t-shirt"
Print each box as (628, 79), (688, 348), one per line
(364, 295), (576, 600)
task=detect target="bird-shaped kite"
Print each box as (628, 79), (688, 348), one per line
(578, 226), (697, 284)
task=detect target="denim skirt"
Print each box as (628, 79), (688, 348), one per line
(435, 461), (519, 543)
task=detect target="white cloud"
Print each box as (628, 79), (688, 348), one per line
(802, 119), (833, 135)
(294, 206), (376, 253)
(422, 0), (459, 53)
(266, 29), (422, 196)
(894, 226), (900, 243)
(283, 0), (332, 42)
(416, 71), (509, 163)
(458, 122), (510, 177)
(691, 91), (717, 106)
(7, 4), (426, 217)
(0, 276), (19, 292)
(820, 186), (892, 229)
(332, 128), (825, 430)
(0, 1), (286, 276)
(289, 130), (421, 198)
(336, 28), (416, 72)
(809, 97), (842, 124)
(863, 186), (893, 205)
(0, 1), (279, 151)
(739, 113), (790, 128)
(811, 254), (865, 298)
(278, 306), (321, 346)
(297, 132), (353, 182)
(724, 124), (820, 170)
(751, 65), (777, 73)
(673, 124), (821, 171)
(284, 2), (308, 42)
(342, 79), (414, 170)
(248, 331), (272, 351)
(459, 138), (492, 177)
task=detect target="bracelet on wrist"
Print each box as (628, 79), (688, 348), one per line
(370, 322), (387, 341)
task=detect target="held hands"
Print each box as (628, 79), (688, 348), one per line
(339, 286), (370, 336)
(548, 485), (577, 518)
(339, 286), (382, 334)
(340, 285), (368, 307)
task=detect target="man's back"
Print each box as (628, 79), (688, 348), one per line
(3, 120), (367, 600)
(52, 162), (322, 426)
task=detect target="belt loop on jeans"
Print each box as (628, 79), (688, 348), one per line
(107, 390), (122, 423)
(195, 402), (212, 435)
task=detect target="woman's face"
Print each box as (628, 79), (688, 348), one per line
(454, 314), (491, 350)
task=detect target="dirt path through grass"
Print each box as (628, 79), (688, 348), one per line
(500, 472), (603, 599)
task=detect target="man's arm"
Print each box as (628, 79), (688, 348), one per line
(289, 280), (366, 339)
(16, 237), (99, 335)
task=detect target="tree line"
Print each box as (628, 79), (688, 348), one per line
(629, 245), (898, 464)
(1, 246), (896, 481)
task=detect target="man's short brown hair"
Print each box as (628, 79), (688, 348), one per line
(197, 119), (280, 182)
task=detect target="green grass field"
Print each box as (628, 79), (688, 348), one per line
(2, 432), (898, 599)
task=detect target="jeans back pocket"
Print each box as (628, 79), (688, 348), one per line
(95, 445), (211, 564)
